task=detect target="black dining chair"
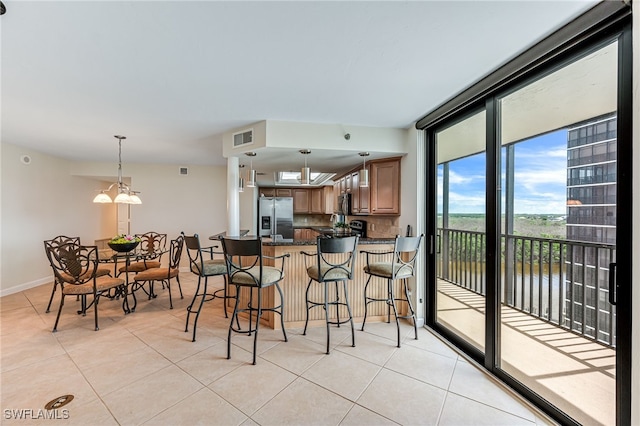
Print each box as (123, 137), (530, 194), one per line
(43, 235), (112, 313)
(117, 232), (166, 276)
(301, 235), (359, 354)
(182, 232), (234, 342)
(132, 235), (184, 309)
(220, 236), (289, 365)
(361, 234), (423, 347)
(49, 244), (125, 332)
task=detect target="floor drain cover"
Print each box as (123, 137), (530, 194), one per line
(45, 395), (74, 410)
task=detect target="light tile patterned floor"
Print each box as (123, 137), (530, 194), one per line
(1, 274), (554, 425)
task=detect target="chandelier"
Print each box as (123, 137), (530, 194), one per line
(93, 135), (142, 204)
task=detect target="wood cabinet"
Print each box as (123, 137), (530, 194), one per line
(261, 188), (292, 197)
(294, 228), (320, 240)
(293, 189), (310, 213)
(310, 188), (324, 214)
(370, 158), (400, 215)
(332, 157), (399, 216)
(261, 187), (276, 197)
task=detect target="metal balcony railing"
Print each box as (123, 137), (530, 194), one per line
(436, 228), (616, 347)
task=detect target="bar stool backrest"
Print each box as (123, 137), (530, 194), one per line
(220, 237), (264, 287)
(315, 235), (359, 282)
(390, 234), (423, 279)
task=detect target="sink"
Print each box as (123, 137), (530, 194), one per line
(316, 227), (335, 233)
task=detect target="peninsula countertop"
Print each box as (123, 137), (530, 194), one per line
(261, 236), (395, 246)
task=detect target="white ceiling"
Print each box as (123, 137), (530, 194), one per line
(1, 0), (598, 175)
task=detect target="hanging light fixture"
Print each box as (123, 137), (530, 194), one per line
(299, 149), (311, 185)
(92, 135), (141, 204)
(238, 164), (245, 193)
(358, 152), (370, 188)
(245, 152), (257, 187)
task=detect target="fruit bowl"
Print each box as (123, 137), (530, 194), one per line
(108, 241), (139, 253)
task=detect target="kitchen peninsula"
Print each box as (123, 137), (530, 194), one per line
(236, 234), (409, 330)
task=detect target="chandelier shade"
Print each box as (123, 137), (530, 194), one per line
(92, 135), (141, 204)
(93, 191), (112, 203)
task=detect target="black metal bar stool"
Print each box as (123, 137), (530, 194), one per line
(302, 235), (359, 354)
(220, 236), (289, 365)
(361, 234), (423, 347)
(182, 232), (235, 342)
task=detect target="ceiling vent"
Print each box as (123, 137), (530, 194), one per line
(179, 167), (188, 175)
(233, 129), (253, 147)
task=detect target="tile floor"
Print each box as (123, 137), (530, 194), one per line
(1, 274), (555, 425)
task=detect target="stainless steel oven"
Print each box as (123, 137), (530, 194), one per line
(349, 220), (367, 238)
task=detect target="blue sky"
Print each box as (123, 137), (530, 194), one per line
(438, 129), (568, 215)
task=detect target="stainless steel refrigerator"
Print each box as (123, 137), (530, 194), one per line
(258, 197), (294, 241)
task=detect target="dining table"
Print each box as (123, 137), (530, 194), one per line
(98, 246), (168, 313)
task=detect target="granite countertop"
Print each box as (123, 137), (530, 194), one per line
(262, 237), (395, 246)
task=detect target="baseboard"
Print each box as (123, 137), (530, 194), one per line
(0, 276), (52, 297)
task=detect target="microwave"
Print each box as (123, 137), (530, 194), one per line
(337, 193), (352, 215)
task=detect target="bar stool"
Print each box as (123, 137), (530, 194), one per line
(220, 236), (289, 365)
(302, 235), (359, 354)
(361, 234), (423, 347)
(182, 232), (234, 342)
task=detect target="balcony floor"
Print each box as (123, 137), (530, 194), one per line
(438, 280), (616, 426)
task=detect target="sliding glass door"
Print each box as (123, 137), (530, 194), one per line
(496, 40), (618, 426)
(435, 110), (486, 354)
(425, 19), (631, 424)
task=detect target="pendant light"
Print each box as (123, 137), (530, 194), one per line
(238, 164), (245, 192)
(245, 152), (257, 187)
(358, 152), (370, 188)
(92, 135), (141, 204)
(300, 149), (311, 185)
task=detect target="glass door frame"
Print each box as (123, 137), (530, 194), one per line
(423, 14), (632, 426)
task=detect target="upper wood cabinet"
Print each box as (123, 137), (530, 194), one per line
(354, 170), (370, 214)
(260, 187), (333, 214)
(261, 187), (276, 197)
(293, 188), (310, 213)
(369, 158), (400, 215)
(350, 171), (368, 214)
(275, 188), (292, 197)
(310, 188), (324, 214)
(322, 186), (334, 214)
(260, 188), (293, 197)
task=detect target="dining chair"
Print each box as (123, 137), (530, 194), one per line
(182, 232), (234, 342)
(132, 235), (184, 309)
(220, 237), (289, 365)
(117, 231), (166, 276)
(301, 235), (359, 354)
(360, 234), (423, 347)
(43, 235), (111, 313)
(49, 244), (126, 332)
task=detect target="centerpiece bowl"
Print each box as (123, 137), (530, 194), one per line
(108, 241), (139, 253)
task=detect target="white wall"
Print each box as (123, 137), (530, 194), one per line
(631, 8), (639, 426)
(1, 143), (107, 293)
(0, 142), (228, 296)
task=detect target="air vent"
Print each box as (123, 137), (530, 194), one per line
(233, 129), (253, 147)
(179, 167), (188, 175)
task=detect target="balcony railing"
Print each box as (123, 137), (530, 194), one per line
(437, 228), (616, 347)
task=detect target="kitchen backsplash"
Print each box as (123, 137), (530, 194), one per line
(357, 216), (401, 238)
(293, 215), (330, 227)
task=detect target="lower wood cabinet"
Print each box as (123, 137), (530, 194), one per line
(294, 228), (320, 240)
